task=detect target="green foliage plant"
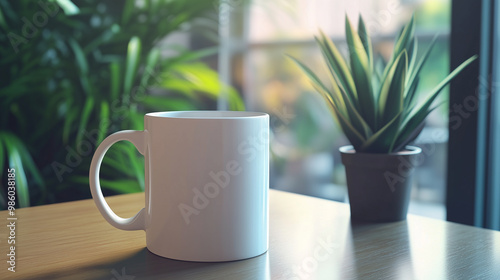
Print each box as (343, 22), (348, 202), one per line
(0, 0), (244, 208)
(288, 15), (477, 153)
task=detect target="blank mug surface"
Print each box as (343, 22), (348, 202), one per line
(89, 111), (269, 262)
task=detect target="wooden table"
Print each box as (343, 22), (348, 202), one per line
(2, 190), (500, 279)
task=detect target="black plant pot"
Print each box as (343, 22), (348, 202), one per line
(340, 145), (422, 223)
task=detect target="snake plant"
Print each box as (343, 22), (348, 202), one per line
(289, 15), (477, 153)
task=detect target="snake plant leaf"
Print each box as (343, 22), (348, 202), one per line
(410, 55), (478, 121)
(358, 15), (373, 71)
(314, 84), (366, 150)
(373, 56), (386, 89)
(291, 14), (477, 154)
(288, 54), (372, 138)
(406, 37), (416, 75)
(315, 36), (354, 108)
(393, 14), (415, 61)
(288, 53), (347, 117)
(404, 76), (420, 110)
(394, 107), (435, 151)
(345, 17), (376, 129)
(378, 50), (407, 126)
(397, 56), (477, 149)
(393, 116), (426, 152)
(288, 54), (348, 119)
(360, 111), (403, 153)
(404, 35), (438, 104)
(317, 31), (358, 103)
(124, 37), (142, 100)
(328, 73), (374, 138)
(286, 55), (329, 93)
(379, 16), (414, 84)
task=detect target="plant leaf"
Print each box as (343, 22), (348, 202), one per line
(109, 62), (121, 101)
(68, 39), (92, 95)
(124, 37), (142, 100)
(327, 73), (373, 138)
(0, 6), (7, 30)
(313, 84), (366, 150)
(286, 55), (329, 94)
(345, 16), (376, 129)
(140, 96), (197, 111)
(360, 111), (403, 153)
(141, 48), (161, 87)
(101, 179), (143, 194)
(98, 101), (109, 144)
(410, 55), (478, 121)
(392, 14), (415, 61)
(380, 16), (414, 83)
(287, 54), (370, 137)
(76, 96), (95, 145)
(396, 55), (477, 148)
(358, 15), (373, 71)
(317, 30), (358, 103)
(5, 134), (43, 187)
(3, 138), (29, 207)
(122, 0), (135, 24)
(56, 0), (80, 15)
(404, 76), (420, 110)
(407, 37), (418, 80)
(393, 121), (425, 152)
(378, 50), (407, 126)
(124, 145), (144, 190)
(404, 35), (438, 105)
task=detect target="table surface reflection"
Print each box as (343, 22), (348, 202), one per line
(2, 190), (500, 279)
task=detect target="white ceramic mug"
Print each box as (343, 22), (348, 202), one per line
(89, 111), (269, 262)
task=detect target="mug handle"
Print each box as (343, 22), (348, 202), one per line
(89, 130), (146, 231)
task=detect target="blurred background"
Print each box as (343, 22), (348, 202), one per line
(1, 0), (450, 220)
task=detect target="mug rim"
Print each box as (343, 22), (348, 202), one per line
(146, 111), (268, 119)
